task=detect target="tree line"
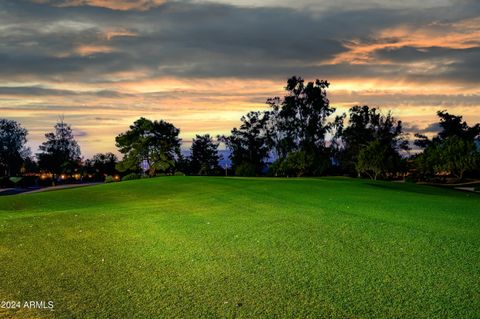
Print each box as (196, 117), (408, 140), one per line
(1, 76), (479, 186)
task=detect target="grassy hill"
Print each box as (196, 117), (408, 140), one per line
(0, 177), (479, 318)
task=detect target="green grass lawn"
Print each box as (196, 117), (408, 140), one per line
(0, 177), (479, 318)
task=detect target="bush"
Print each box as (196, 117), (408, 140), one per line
(266, 159), (283, 177)
(235, 163), (257, 177)
(174, 171), (185, 176)
(269, 151), (331, 177)
(104, 175), (115, 183)
(280, 151), (311, 177)
(404, 175), (416, 183)
(121, 173), (141, 181)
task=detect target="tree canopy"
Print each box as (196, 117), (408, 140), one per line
(84, 152), (119, 180)
(189, 134), (220, 175)
(335, 105), (409, 177)
(220, 111), (273, 176)
(414, 111), (480, 180)
(267, 76), (335, 158)
(0, 119), (29, 177)
(37, 119), (81, 175)
(115, 117), (181, 176)
(263, 76), (336, 176)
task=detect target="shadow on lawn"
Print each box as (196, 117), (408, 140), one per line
(364, 181), (464, 196)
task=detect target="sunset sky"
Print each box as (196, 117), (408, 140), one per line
(1, 0), (479, 157)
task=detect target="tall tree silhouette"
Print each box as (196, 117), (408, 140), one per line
(189, 134), (220, 175)
(37, 118), (81, 175)
(267, 76), (335, 176)
(220, 111), (273, 176)
(267, 77), (335, 157)
(437, 111), (480, 141)
(0, 119), (29, 177)
(335, 105), (408, 177)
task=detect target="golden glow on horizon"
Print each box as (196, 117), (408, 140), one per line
(1, 9), (479, 157)
(2, 74), (479, 157)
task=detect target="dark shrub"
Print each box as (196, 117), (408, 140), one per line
(121, 173), (141, 181)
(0, 177), (14, 188)
(104, 175), (115, 183)
(235, 163), (257, 177)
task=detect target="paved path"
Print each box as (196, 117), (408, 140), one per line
(0, 183), (101, 196)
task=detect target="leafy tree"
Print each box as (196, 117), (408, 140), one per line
(414, 111), (480, 180)
(276, 151), (314, 177)
(335, 105), (408, 177)
(265, 76), (336, 176)
(420, 136), (479, 180)
(356, 140), (388, 180)
(0, 119), (29, 176)
(37, 119), (81, 175)
(267, 76), (335, 159)
(115, 117), (181, 176)
(415, 110), (480, 148)
(92, 153), (118, 175)
(84, 152), (119, 180)
(438, 137), (479, 179)
(437, 111), (480, 141)
(414, 145), (438, 179)
(220, 111), (273, 176)
(21, 156), (38, 175)
(189, 134), (220, 175)
(413, 133), (432, 149)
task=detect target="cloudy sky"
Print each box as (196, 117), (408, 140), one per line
(1, 0), (479, 157)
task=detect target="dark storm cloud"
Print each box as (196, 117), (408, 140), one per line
(376, 47), (480, 82)
(0, 0), (479, 83)
(0, 85), (129, 98)
(373, 46), (479, 63)
(331, 91), (480, 108)
(1, 1), (350, 79)
(372, 47), (480, 82)
(0, 86), (79, 96)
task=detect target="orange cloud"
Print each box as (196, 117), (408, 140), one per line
(54, 0), (167, 11)
(104, 29), (138, 40)
(332, 17), (480, 64)
(75, 44), (115, 56)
